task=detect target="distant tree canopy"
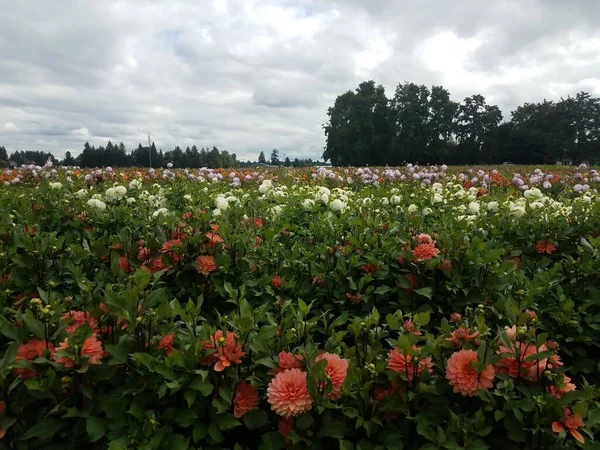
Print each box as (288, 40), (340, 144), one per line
(323, 81), (600, 165)
(8, 150), (54, 166)
(6, 142), (242, 169)
(0, 146), (9, 168)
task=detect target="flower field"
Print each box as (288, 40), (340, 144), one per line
(1, 163), (600, 449)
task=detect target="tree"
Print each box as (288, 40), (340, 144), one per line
(258, 151), (266, 164)
(270, 149), (280, 165)
(323, 80), (391, 166)
(0, 146), (8, 168)
(428, 86), (458, 162)
(284, 156), (291, 167)
(390, 82), (430, 164)
(62, 151), (75, 166)
(455, 94), (502, 164)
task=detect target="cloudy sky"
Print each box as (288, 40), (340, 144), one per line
(1, 0), (599, 161)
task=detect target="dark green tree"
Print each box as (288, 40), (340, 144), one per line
(62, 151), (75, 166)
(258, 151), (266, 164)
(323, 80), (391, 166)
(270, 149), (280, 165)
(455, 94), (502, 163)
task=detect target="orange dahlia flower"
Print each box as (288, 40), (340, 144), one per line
(61, 310), (99, 334)
(412, 242), (440, 261)
(446, 327), (479, 347)
(195, 255), (217, 276)
(387, 347), (433, 381)
(202, 330), (245, 372)
(535, 240), (556, 254)
(233, 382), (259, 418)
(267, 368), (313, 417)
(552, 408), (585, 443)
(55, 334), (103, 368)
(314, 352), (348, 399)
(14, 340), (55, 379)
(445, 349), (495, 396)
(271, 351), (303, 375)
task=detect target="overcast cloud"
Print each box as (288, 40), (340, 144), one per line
(1, 0), (600, 161)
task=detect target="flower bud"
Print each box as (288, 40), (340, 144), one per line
(61, 376), (71, 384)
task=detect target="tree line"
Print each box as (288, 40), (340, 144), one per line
(323, 81), (600, 165)
(3, 142), (240, 169)
(1, 143), (324, 169)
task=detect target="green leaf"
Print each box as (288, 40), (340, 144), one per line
(298, 298), (309, 317)
(0, 342), (18, 370)
(21, 417), (62, 440)
(208, 423), (224, 442)
(214, 413), (240, 430)
(320, 413), (345, 439)
(86, 416), (106, 442)
(296, 413), (314, 430)
(386, 314), (401, 331)
(190, 378), (214, 396)
(184, 390), (196, 408)
(108, 439), (129, 450)
(105, 344), (128, 365)
(503, 414), (525, 442)
(258, 325), (278, 340)
(22, 310), (45, 339)
(414, 311), (430, 326)
(417, 421), (436, 443)
(243, 409), (269, 430)
(193, 423), (208, 443)
(414, 287), (433, 299)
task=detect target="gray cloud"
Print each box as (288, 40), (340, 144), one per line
(1, 0), (599, 161)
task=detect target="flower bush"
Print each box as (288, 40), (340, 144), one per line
(0, 163), (599, 449)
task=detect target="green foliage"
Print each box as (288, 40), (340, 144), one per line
(0, 168), (598, 449)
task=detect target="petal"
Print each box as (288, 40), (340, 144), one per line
(570, 429), (584, 444)
(552, 422), (563, 434)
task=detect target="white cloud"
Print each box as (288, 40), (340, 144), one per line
(71, 127), (90, 137)
(1, 0), (600, 159)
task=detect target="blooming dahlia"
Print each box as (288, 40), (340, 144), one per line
(535, 240), (556, 254)
(445, 349), (495, 396)
(416, 233), (433, 245)
(61, 310), (99, 334)
(267, 368), (312, 417)
(495, 341), (539, 379)
(548, 374), (576, 399)
(314, 352), (348, 399)
(202, 330), (245, 372)
(55, 334), (103, 368)
(446, 327), (479, 347)
(205, 232), (224, 247)
(14, 340), (55, 379)
(158, 334), (175, 355)
(387, 347), (433, 381)
(271, 351), (304, 375)
(195, 255), (217, 276)
(412, 242), (440, 261)
(552, 408), (585, 443)
(233, 382), (259, 418)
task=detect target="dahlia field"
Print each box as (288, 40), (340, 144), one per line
(0, 163), (599, 449)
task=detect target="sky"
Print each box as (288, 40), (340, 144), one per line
(1, 0), (600, 161)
